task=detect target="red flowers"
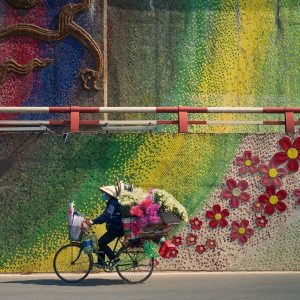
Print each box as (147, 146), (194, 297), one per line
(258, 185), (287, 215)
(256, 215), (268, 228)
(221, 178), (250, 208)
(186, 233), (197, 246)
(195, 245), (206, 254)
(205, 204), (229, 228)
(260, 159), (287, 187)
(294, 189), (300, 206)
(172, 236), (182, 246)
(189, 217), (203, 230)
(230, 219), (254, 244)
(274, 136), (300, 172)
(235, 151), (260, 174)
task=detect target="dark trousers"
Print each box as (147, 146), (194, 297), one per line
(97, 229), (122, 262)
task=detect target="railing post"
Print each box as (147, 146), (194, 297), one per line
(70, 106), (80, 132)
(178, 106), (188, 133)
(285, 109), (295, 133)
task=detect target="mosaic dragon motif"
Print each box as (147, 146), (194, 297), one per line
(0, 0), (103, 91)
(5, 0), (38, 9)
(0, 58), (52, 84)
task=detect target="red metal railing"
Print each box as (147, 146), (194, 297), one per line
(0, 106), (299, 133)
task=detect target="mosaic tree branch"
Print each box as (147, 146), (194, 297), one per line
(0, 0), (103, 91)
(0, 58), (53, 84)
(5, 0), (38, 9)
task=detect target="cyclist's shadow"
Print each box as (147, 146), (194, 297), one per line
(5, 278), (126, 286)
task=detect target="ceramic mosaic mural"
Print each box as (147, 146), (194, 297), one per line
(0, 1), (300, 272)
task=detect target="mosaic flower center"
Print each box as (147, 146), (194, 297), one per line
(260, 219), (265, 224)
(214, 213), (222, 221)
(244, 159), (252, 167)
(268, 168), (278, 178)
(194, 221), (199, 225)
(287, 148), (298, 160)
(238, 227), (246, 235)
(255, 202), (261, 208)
(190, 237), (195, 242)
(269, 195), (279, 205)
(232, 188), (241, 197)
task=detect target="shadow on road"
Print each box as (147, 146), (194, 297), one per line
(4, 278), (126, 286)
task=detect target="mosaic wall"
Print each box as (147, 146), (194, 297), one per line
(1, 1), (300, 272)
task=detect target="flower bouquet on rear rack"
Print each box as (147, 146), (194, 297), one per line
(118, 183), (188, 259)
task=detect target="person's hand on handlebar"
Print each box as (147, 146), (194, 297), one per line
(84, 219), (93, 226)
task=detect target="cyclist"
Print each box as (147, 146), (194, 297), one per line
(85, 185), (123, 268)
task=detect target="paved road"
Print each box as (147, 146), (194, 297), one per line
(0, 272), (299, 300)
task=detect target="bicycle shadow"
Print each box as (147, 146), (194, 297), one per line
(4, 278), (126, 286)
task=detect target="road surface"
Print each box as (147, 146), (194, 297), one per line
(0, 272), (299, 300)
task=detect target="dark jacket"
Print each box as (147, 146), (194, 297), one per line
(92, 198), (123, 233)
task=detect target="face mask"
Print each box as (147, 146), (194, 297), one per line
(101, 193), (107, 201)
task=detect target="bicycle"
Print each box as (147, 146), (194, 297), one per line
(53, 212), (179, 284)
(53, 235), (157, 284)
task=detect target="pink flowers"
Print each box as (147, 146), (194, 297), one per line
(205, 204), (229, 228)
(186, 233), (197, 246)
(129, 193), (161, 235)
(256, 215), (268, 228)
(274, 136), (300, 172)
(258, 185), (287, 215)
(230, 219), (254, 244)
(260, 160), (287, 187)
(221, 178), (250, 208)
(235, 151), (260, 174)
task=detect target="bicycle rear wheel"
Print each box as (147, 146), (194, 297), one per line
(116, 243), (154, 284)
(53, 243), (93, 283)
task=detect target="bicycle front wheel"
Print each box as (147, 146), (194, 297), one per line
(116, 243), (154, 284)
(53, 243), (93, 283)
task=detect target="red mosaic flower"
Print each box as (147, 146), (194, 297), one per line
(205, 204), (229, 228)
(195, 244), (206, 254)
(260, 159), (287, 187)
(230, 219), (254, 244)
(221, 178), (250, 208)
(169, 248), (179, 258)
(256, 215), (268, 228)
(189, 217), (203, 230)
(186, 233), (197, 246)
(258, 185), (287, 215)
(274, 136), (300, 172)
(206, 239), (217, 249)
(252, 201), (263, 213)
(172, 236), (182, 246)
(235, 151), (260, 174)
(293, 189), (300, 206)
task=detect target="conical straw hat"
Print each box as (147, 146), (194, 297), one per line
(99, 185), (119, 199)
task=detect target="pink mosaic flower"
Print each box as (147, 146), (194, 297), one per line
(256, 215), (268, 228)
(258, 185), (287, 215)
(252, 201), (263, 213)
(260, 159), (287, 187)
(169, 248), (179, 258)
(172, 236), (182, 246)
(221, 178), (250, 208)
(189, 217), (202, 230)
(195, 244), (206, 254)
(235, 151), (260, 174)
(274, 136), (300, 172)
(186, 233), (197, 246)
(205, 204), (229, 228)
(206, 239), (217, 249)
(230, 219), (254, 244)
(293, 189), (300, 206)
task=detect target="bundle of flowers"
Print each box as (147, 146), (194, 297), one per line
(119, 187), (188, 223)
(153, 189), (188, 222)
